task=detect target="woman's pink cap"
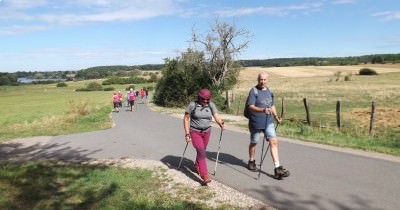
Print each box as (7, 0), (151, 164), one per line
(198, 89), (211, 99)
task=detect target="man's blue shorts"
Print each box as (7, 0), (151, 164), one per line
(249, 123), (276, 144)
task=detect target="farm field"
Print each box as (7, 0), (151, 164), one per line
(232, 64), (400, 155)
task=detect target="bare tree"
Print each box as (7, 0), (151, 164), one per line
(191, 20), (251, 89)
(191, 20), (251, 108)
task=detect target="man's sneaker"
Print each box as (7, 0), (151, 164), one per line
(274, 166), (290, 179)
(248, 160), (257, 171)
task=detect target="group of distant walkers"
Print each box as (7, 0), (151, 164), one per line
(112, 88), (148, 112)
(112, 72), (290, 186)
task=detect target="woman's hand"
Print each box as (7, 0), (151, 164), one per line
(220, 121), (225, 130)
(185, 134), (192, 143)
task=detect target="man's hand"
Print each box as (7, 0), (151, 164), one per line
(275, 116), (283, 124)
(263, 107), (273, 114)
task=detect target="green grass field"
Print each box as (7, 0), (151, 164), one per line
(0, 161), (229, 210)
(0, 81), (152, 142)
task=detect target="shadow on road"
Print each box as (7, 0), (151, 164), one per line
(0, 141), (101, 162)
(160, 155), (204, 184)
(252, 184), (385, 210)
(206, 151), (277, 180)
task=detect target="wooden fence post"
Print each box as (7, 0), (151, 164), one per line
(303, 97), (311, 125)
(336, 100), (341, 130)
(369, 100), (376, 136)
(281, 97), (285, 119)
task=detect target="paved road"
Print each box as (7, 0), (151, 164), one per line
(1, 103), (400, 210)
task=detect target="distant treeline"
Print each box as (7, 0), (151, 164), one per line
(75, 64), (163, 79)
(239, 53), (400, 67)
(1, 54), (399, 86)
(0, 64), (164, 85)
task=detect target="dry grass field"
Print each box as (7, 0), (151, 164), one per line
(240, 64), (400, 79)
(233, 64), (400, 149)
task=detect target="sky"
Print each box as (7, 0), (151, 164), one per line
(0, 0), (399, 72)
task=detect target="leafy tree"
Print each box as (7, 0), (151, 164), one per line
(33, 73), (45, 79)
(0, 76), (11, 86)
(154, 58), (199, 107)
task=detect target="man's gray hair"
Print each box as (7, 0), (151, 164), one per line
(257, 72), (269, 80)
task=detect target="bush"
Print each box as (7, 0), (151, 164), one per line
(126, 85), (135, 91)
(103, 87), (115, 91)
(359, 68), (378, 75)
(76, 82), (103, 91)
(102, 76), (149, 85)
(102, 80), (112, 85)
(148, 74), (158, 83)
(154, 59), (202, 107)
(75, 88), (90, 91)
(56, 82), (68, 87)
(86, 82), (103, 91)
(130, 77), (147, 84)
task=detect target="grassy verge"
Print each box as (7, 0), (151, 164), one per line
(0, 81), (150, 142)
(0, 161), (235, 210)
(230, 70), (400, 156)
(277, 122), (400, 155)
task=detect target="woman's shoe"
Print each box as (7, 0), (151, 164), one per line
(193, 164), (200, 175)
(201, 175), (211, 185)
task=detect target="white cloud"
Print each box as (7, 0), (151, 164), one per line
(0, 0), (179, 25)
(2, 0), (49, 9)
(332, 0), (357, 5)
(0, 0), (182, 37)
(373, 11), (400, 21)
(0, 24), (48, 35)
(215, 3), (323, 17)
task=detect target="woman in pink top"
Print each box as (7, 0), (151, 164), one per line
(112, 92), (120, 112)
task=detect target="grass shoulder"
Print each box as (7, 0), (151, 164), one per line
(149, 102), (400, 157)
(0, 159), (266, 210)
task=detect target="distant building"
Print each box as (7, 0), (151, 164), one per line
(17, 78), (66, 84)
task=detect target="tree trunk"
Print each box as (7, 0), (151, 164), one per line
(225, 90), (230, 109)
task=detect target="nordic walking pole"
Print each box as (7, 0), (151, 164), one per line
(257, 111), (270, 180)
(257, 134), (267, 180)
(213, 126), (224, 175)
(178, 142), (189, 169)
(275, 97), (284, 130)
(259, 102), (284, 179)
